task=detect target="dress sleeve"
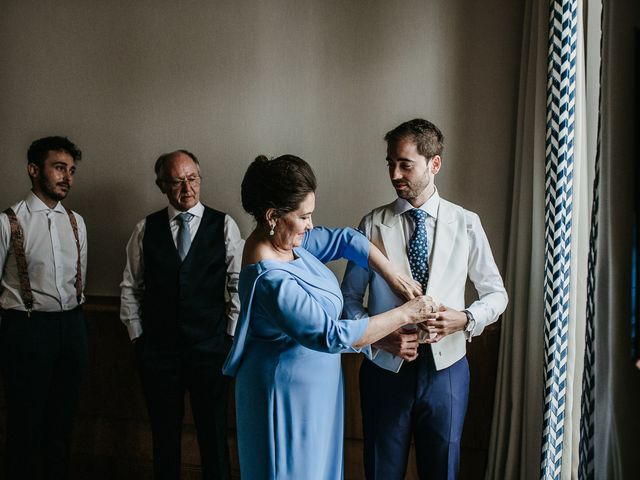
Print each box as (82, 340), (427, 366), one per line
(256, 269), (369, 353)
(341, 214), (372, 321)
(301, 226), (369, 268)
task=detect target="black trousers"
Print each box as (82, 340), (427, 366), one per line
(0, 307), (88, 480)
(136, 338), (231, 480)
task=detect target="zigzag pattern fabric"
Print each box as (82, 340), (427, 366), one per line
(541, 0), (578, 479)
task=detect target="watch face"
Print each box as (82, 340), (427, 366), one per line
(464, 312), (474, 331)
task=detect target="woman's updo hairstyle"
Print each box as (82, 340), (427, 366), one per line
(242, 154), (317, 225)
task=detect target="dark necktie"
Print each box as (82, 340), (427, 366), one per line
(177, 212), (194, 261)
(408, 208), (429, 292)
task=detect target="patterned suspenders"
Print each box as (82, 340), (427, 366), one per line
(64, 207), (84, 305)
(3, 208), (33, 312)
(3, 207), (83, 314)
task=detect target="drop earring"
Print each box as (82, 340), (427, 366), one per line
(269, 223), (275, 236)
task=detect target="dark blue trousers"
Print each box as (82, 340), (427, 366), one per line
(360, 347), (470, 480)
(0, 307), (88, 480)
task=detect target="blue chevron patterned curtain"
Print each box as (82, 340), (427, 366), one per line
(488, 1), (640, 478)
(487, 1), (602, 479)
(540, 1), (578, 478)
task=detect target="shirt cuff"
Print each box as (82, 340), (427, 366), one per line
(226, 316), (238, 336)
(465, 304), (486, 339)
(126, 320), (143, 341)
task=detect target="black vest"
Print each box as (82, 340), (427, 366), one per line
(141, 206), (228, 352)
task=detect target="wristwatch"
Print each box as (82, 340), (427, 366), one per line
(463, 310), (476, 340)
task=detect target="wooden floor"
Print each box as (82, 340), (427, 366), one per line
(0, 296), (501, 479)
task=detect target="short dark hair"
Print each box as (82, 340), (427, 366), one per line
(241, 154), (317, 224)
(154, 149), (200, 179)
(384, 119), (444, 158)
(27, 136), (82, 168)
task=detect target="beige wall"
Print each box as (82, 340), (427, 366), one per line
(0, 0), (523, 296)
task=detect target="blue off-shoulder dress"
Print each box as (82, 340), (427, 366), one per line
(223, 227), (371, 480)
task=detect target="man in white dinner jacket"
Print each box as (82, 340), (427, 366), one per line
(342, 118), (508, 480)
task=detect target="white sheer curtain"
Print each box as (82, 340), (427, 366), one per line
(485, 1), (547, 477)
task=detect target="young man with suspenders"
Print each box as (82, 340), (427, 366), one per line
(0, 136), (87, 480)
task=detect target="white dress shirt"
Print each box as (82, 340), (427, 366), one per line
(0, 192), (88, 313)
(343, 190), (507, 341)
(120, 202), (244, 340)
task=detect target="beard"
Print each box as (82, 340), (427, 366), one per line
(393, 173), (431, 200)
(37, 173), (70, 202)
(396, 185), (423, 200)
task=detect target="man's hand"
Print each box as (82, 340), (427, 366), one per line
(374, 328), (420, 361)
(419, 305), (467, 343)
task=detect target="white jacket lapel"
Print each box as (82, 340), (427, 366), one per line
(426, 200), (456, 300)
(378, 207), (412, 277)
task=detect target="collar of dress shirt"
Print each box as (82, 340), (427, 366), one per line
(168, 201), (204, 222)
(26, 191), (65, 214)
(393, 188), (440, 220)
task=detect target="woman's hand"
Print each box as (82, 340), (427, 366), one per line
(387, 272), (423, 301)
(403, 295), (438, 325)
(354, 295), (436, 350)
(366, 245), (422, 300)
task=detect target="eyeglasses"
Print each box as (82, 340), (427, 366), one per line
(164, 175), (202, 189)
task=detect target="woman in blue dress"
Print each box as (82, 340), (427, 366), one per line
(223, 155), (435, 479)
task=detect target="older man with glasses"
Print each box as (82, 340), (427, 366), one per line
(120, 150), (244, 480)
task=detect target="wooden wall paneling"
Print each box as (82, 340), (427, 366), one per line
(0, 298), (500, 479)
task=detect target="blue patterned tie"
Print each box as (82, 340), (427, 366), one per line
(408, 209), (429, 292)
(177, 212), (194, 261)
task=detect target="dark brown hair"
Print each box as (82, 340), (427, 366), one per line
(241, 154), (317, 224)
(27, 136), (82, 168)
(384, 118), (444, 158)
